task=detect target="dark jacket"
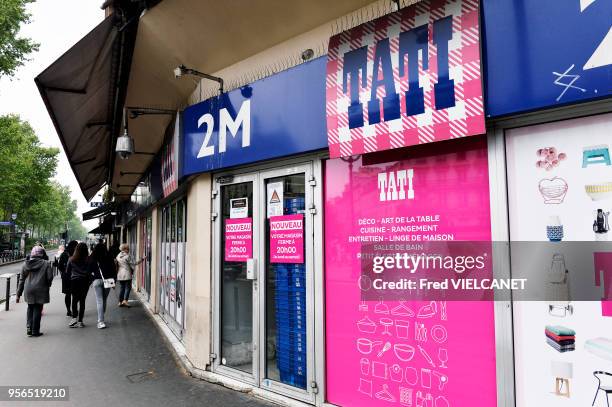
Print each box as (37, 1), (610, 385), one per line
(57, 251), (70, 279)
(17, 257), (53, 304)
(88, 258), (117, 280)
(67, 259), (92, 282)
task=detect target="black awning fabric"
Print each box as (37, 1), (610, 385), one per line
(35, 16), (119, 201)
(88, 216), (115, 235)
(82, 203), (116, 221)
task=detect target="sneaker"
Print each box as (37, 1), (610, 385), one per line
(118, 302), (124, 307)
(97, 322), (106, 329)
(69, 318), (78, 327)
(32, 332), (44, 337)
(77, 322), (85, 328)
(27, 328), (32, 337)
(123, 301), (131, 308)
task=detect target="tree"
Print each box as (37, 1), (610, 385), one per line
(0, 0), (39, 77)
(0, 114), (89, 245)
(0, 114), (58, 224)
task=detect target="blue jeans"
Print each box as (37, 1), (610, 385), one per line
(118, 280), (131, 302)
(92, 279), (110, 322)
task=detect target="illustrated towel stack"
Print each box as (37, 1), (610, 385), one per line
(545, 325), (576, 352)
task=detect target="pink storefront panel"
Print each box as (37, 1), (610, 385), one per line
(324, 136), (497, 406)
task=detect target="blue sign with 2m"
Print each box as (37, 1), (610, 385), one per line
(482, 0), (612, 117)
(182, 57), (327, 176)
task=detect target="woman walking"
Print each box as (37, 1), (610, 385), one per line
(115, 244), (143, 307)
(16, 246), (53, 337)
(57, 240), (77, 317)
(88, 243), (116, 329)
(67, 243), (92, 327)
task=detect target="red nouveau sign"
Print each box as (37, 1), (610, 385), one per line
(326, 0), (485, 158)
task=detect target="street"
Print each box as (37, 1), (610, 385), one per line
(0, 273), (272, 407)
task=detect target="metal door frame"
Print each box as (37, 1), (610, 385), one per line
(211, 155), (324, 404)
(256, 162), (316, 403)
(212, 172), (260, 385)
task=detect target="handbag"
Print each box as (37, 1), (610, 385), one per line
(98, 262), (116, 289)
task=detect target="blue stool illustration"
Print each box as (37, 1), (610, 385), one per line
(583, 145), (611, 168)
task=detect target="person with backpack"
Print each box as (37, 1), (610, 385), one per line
(88, 243), (116, 329)
(16, 246), (54, 337)
(57, 240), (77, 317)
(66, 243), (92, 327)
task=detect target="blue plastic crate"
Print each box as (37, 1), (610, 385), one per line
(277, 340), (306, 354)
(278, 371), (307, 388)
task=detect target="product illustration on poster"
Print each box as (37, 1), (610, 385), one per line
(507, 113), (612, 406)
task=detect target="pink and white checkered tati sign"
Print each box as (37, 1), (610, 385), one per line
(326, 0), (485, 158)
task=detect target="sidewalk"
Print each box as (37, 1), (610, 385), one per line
(0, 276), (272, 407)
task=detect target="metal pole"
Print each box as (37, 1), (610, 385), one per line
(5, 278), (10, 311)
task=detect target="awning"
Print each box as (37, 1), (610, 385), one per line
(88, 216), (115, 235)
(35, 11), (140, 201)
(82, 203), (116, 221)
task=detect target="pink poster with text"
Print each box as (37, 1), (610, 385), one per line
(324, 137), (497, 407)
(225, 218), (252, 262)
(270, 214), (304, 264)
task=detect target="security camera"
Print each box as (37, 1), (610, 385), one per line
(115, 131), (134, 160)
(174, 66), (183, 79)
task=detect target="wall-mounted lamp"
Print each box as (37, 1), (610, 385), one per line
(174, 64), (224, 94)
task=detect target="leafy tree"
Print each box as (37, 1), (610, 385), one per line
(0, 0), (39, 77)
(0, 114), (88, 244)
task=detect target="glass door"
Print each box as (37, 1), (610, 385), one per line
(258, 164), (315, 403)
(159, 199), (187, 338)
(214, 174), (259, 383)
(213, 162), (318, 403)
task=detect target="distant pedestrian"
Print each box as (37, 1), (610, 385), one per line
(16, 246), (53, 337)
(88, 243), (116, 329)
(57, 241), (77, 317)
(67, 243), (92, 327)
(115, 244), (143, 307)
(54, 245), (65, 277)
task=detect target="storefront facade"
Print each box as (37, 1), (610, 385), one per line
(72, 0), (611, 405)
(169, 2), (610, 406)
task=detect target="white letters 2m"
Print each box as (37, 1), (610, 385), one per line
(378, 169), (414, 202)
(197, 100), (251, 158)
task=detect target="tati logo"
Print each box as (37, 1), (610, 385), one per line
(197, 100), (251, 158)
(271, 219), (303, 231)
(378, 169), (414, 202)
(342, 16), (455, 129)
(225, 222), (252, 233)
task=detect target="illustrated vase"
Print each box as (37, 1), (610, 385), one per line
(546, 216), (564, 242)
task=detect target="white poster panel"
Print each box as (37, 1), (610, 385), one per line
(160, 242), (166, 310)
(176, 242), (185, 326)
(230, 197), (248, 219)
(506, 113), (612, 406)
(169, 242), (176, 319)
(266, 181), (284, 218)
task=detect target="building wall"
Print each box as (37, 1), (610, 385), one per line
(187, 0), (409, 105)
(184, 173), (212, 369)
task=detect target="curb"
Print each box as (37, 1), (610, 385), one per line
(0, 259), (24, 267)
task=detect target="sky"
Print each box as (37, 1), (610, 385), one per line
(0, 0), (104, 230)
